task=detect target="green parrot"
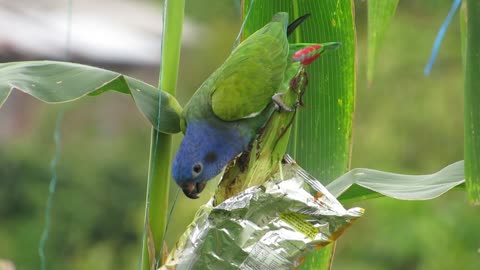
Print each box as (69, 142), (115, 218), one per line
(172, 12), (339, 199)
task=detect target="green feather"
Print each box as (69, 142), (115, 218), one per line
(182, 12), (290, 124)
(211, 13), (289, 121)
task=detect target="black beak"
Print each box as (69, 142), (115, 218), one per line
(181, 181), (207, 199)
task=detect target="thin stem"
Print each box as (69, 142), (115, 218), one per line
(141, 0), (185, 269)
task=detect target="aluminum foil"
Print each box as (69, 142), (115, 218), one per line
(161, 158), (363, 270)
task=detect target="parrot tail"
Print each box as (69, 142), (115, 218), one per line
(287, 13), (311, 36)
(292, 42), (341, 66)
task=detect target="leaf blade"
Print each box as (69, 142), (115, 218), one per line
(327, 161), (465, 203)
(242, 1), (357, 269)
(464, 0), (480, 204)
(0, 61), (182, 134)
(367, 0), (399, 84)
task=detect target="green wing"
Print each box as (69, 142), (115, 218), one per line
(210, 14), (289, 121)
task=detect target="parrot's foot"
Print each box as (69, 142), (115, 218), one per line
(272, 93), (297, 112)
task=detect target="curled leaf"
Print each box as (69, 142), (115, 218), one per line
(327, 161), (465, 202)
(0, 61), (182, 134)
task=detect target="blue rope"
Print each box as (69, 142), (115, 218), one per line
(38, 111), (64, 270)
(424, 0), (461, 76)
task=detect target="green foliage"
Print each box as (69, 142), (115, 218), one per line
(0, 61), (182, 134)
(464, 0), (480, 204)
(340, 3), (475, 269)
(141, 0), (185, 269)
(241, 0), (355, 269)
(0, 1), (476, 270)
(367, 0), (399, 84)
(328, 160), (465, 203)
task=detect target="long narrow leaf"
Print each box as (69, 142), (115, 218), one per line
(242, 1), (356, 269)
(367, 0), (399, 84)
(464, 0), (480, 204)
(0, 61), (182, 134)
(327, 160), (465, 203)
(289, 4), (356, 268)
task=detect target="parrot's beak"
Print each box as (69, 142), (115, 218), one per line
(181, 181), (207, 199)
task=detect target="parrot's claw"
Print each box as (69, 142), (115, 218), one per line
(272, 93), (296, 112)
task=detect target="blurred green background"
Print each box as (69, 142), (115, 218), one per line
(0, 0), (479, 269)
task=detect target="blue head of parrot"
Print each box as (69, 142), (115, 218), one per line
(172, 121), (251, 199)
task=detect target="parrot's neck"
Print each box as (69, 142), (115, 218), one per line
(186, 120), (251, 156)
(172, 120), (253, 184)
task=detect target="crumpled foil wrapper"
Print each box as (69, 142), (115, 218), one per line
(161, 160), (363, 270)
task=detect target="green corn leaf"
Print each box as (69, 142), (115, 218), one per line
(367, 0), (399, 84)
(464, 0), (480, 204)
(327, 161), (465, 203)
(243, 1), (356, 187)
(241, 1), (356, 269)
(0, 61), (182, 134)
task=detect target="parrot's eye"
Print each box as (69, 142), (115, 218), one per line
(192, 162), (203, 178)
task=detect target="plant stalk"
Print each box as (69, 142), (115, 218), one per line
(464, 0), (480, 204)
(141, 0), (185, 269)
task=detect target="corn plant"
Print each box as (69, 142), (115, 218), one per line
(0, 0), (476, 269)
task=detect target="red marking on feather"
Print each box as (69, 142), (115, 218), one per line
(301, 54), (319, 66)
(292, 44), (322, 66)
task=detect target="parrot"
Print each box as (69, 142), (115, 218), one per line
(172, 12), (339, 199)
